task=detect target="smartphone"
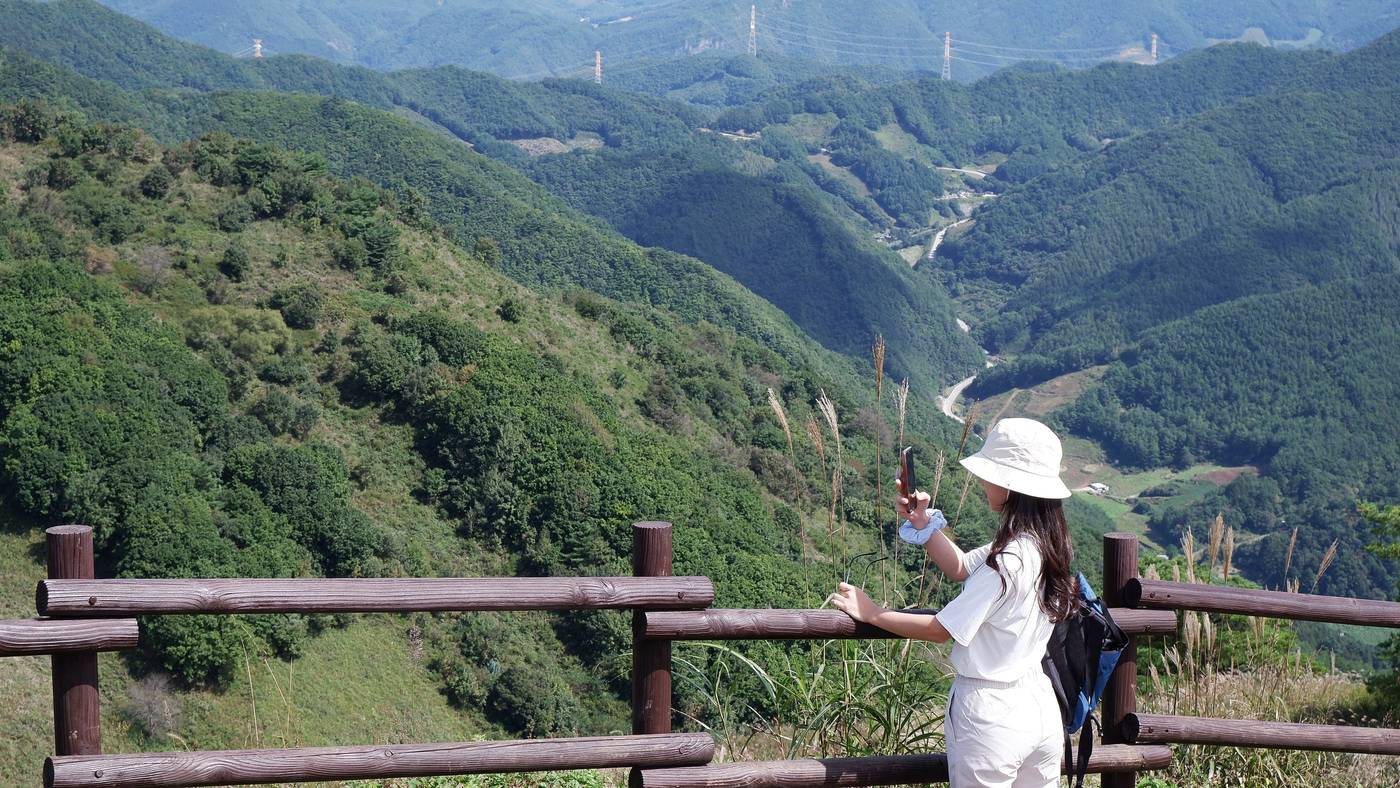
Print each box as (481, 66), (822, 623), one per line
(899, 446), (916, 498)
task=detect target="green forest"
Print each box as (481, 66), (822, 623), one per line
(0, 98), (1078, 776)
(0, 0), (1398, 782)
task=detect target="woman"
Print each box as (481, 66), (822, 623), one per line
(828, 417), (1077, 788)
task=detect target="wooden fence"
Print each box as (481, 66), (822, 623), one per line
(5, 522), (1400, 787)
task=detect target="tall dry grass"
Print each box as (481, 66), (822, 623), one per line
(1140, 541), (1398, 787)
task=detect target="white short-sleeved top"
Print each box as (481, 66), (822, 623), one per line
(935, 536), (1054, 682)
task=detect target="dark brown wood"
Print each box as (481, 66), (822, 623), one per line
(38, 576), (713, 616)
(47, 525), (101, 757)
(630, 744), (1172, 787)
(1124, 713), (1400, 755)
(0, 618), (138, 656)
(1127, 578), (1400, 627)
(642, 607), (1175, 640)
(46, 733), (715, 788)
(1101, 532), (1138, 788)
(633, 521), (674, 735)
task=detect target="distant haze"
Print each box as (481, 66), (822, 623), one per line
(98, 0), (1400, 79)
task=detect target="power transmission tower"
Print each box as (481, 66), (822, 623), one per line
(594, 49), (602, 83)
(1150, 33), (1159, 62)
(941, 32), (951, 80)
(748, 5), (757, 57)
(252, 38), (263, 59)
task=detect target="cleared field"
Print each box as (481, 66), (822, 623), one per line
(806, 153), (872, 198)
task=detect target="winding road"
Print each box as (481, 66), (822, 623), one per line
(926, 218), (971, 261)
(939, 318), (995, 423)
(938, 374), (979, 423)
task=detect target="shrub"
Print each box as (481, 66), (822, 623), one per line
(124, 673), (184, 739)
(47, 158), (82, 190)
(138, 165), (173, 199)
(497, 298), (523, 323)
(487, 666), (581, 737)
(220, 242), (251, 282)
(270, 283), (325, 329)
(250, 389), (319, 438)
(216, 198), (253, 232)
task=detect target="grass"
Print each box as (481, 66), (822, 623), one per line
(964, 367), (1254, 550)
(806, 153), (874, 199)
(774, 113), (839, 147)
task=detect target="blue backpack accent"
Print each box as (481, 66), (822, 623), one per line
(1041, 573), (1130, 788)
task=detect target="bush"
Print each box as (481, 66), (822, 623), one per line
(497, 298), (523, 323)
(487, 666), (581, 737)
(250, 389), (319, 438)
(389, 312), (486, 367)
(124, 673), (184, 739)
(220, 242), (251, 282)
(216, 198), (253, 232)
(139, 165), (173, 199)
(47, 158), (82, 190)
(270, 283), (325, 329)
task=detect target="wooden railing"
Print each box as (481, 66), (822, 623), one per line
(5, 523), (1400, 787)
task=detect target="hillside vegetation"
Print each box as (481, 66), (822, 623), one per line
(0, 0), (987, 390)
(0, 100), (1075, 782)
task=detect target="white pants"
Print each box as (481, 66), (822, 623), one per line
(945, 671), (1063, 788)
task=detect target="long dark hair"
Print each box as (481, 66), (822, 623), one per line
(985, 490), (1077, 623)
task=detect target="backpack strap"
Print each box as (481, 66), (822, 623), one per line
(1062, 733), (1073, 788)
(1072, 715), (1098, 788)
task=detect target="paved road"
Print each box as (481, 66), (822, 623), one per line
(926, 218), (971, 261)
(937, 166), (988, 178)
(938, 373), (978, 423)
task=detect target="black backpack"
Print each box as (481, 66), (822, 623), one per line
(1041, 573), (1130, 788)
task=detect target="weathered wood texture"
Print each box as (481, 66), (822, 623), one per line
(0, 618), (138, 656)
(38, 576), (713, 616)
(48, 525), (101, 757)
(630, 744), (1172, 787)
(46, 733), (715, 788)
(642, 607), (1174, 640)
(1101, 533), (1139, 788)
(1127, 578), (1400, 627)
(1124, 713), (1400, 755)
(633, 521), (673, 735)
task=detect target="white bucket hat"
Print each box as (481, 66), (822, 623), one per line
(959, 418), (1072, 500)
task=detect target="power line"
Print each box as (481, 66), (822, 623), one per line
(761, 12), (1147, 56)
(949, 39), (1134, 54)
(758, 12), (943, 43)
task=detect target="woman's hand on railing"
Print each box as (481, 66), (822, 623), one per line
(828, 582), (882, 623)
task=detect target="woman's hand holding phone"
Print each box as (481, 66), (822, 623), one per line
(896, 474), (933, 530)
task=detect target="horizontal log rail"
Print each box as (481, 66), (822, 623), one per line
(1126, 578), (1400, 627)
(0, 619), (138, 657)
(643, 607), (1176, 640)
(46, 733), (715, 788)
(37, 577), (713, 616)
(1123, 713), (1400, 755)
(631, 744), (1173, 787)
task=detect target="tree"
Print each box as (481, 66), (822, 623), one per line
(1364, 502), (1400, 711)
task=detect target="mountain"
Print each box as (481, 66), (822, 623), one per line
(1, 100), (1063, 780)
(0, 0), (988, 389)
(940, 33), (1400, 598)
(94, 0), (1400, 79)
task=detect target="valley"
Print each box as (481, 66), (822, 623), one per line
(0, 1), (1398, 782)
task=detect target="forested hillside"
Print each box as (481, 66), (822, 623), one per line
(95, 0), (1397, 78)
(0, 102), (1074, 779)
(0, 0), (990, 390)
(935, 33), (1400, 600)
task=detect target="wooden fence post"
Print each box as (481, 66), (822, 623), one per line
(48, 525), (101, 756)
(1102, 533), (1139, 788)
(632, 522), (673, 735)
